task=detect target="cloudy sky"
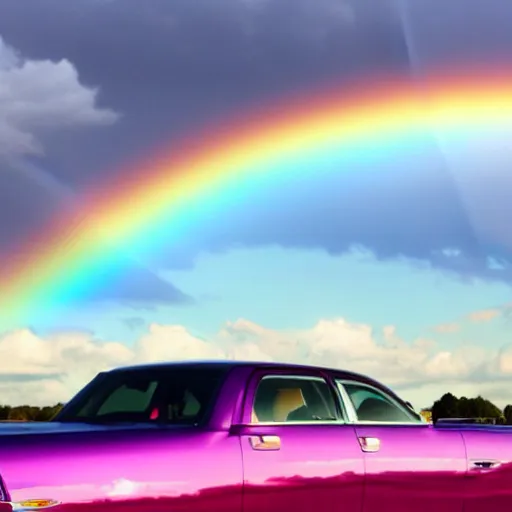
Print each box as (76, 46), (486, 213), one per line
(0, 0), (512, 408)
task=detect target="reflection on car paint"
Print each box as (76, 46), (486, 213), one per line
(0, 362), (510, 511)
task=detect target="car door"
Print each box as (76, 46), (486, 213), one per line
(235, 369), (365, 512)
(461, 429), (512, 509)
(335, 378), (467, 512)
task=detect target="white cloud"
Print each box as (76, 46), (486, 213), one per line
(1, 317), (512, 409)
(467, 308), (501, 323)
(433, 322), (460, 334)
(432, 304), (506, 334)
(0, 35), (118, 158)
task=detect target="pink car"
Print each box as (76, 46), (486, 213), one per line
(0, 360), (509, 512)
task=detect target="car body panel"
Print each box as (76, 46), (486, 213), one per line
(353, 425), (467, 512)
(0, 365), (252, 511)
(237, 423), (364, 512)
(0, 427), (243, 512)
(0, 360), (511, 511)
(460, 429), (512, 509)
(236, 366), (364, 512)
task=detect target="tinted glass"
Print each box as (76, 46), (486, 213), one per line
(341, 381), (421, 423)
(251, 375), (339, 423)
(55, 366), (228, 425)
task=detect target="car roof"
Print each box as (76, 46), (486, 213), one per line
(109, 359), (369, 383)
(107, 360), (409, 407)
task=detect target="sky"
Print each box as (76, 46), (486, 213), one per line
(0, 0), (512, 409)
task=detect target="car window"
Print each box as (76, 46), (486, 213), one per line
(56, 366), (228, 425)
(97, 381), (158, 415)
(251, 375), (340, 423)
(339, 381), (421, 423)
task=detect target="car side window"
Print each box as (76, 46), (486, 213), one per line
(251, 375), (339, 423)
(97, 381), (158, 415)
(68, 367), (227, 424)
(338, 380), (421, 423)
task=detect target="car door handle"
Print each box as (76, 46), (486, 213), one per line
(358, 436), (380, 453)
(469, 459), (502, 471)
(248, 435), (281, 451)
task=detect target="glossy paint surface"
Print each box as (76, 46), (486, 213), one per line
(461, 429), (512, 509)
(0, 365), (253, 512)
(354, 425), (467, 512)
(236, 365), (365, 512)
(238, 424), (364, 512)
(0, 426), (243, 511)
(1, 362), (512, 511)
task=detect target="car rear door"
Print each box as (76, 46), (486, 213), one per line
(235, 368), (365, 512)
(335, 378), (467, 512)
(461, 428), (512, 509)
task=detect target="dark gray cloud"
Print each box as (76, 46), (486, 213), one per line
(403, 0), (512, 71)
(0, 160), (189, 305)
(0, 0), (407, 188)
(0, 0), (511, 306)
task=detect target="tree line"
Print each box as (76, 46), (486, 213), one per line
(0, 404), (64, 422)
(1, 393), (512, 423)
(426, 393), (512, 424)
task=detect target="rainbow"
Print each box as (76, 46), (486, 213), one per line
(2, 67), (512, 325)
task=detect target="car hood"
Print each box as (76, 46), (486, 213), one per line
(0, 421), (176, 436)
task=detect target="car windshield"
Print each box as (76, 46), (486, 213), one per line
(55, 366), (229, 425)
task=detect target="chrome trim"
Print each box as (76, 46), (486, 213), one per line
(242, 420), (346, 426)
(260, 375), (329, 382)
(351, 421), (428, 426)
(336, 380), (358, 422)
(358, 436), (381, 453)
(335, 379), (423, 425)
(249, 434), (281, 450)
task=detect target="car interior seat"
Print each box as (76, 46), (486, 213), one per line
(273, 387), (306, 422)
(356, 397), (405, 422)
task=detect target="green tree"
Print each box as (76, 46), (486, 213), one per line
(0, 406), (11, 420)
(458, 396), (470, 417)
(35, 404), (64, 421)
(468, 396), (502, 419)
(0, 403), (64, 422)
(8, 406), (30, 421)
(432, 393), (460, 422)
(431, 393), (503, 423)
(503, 405), (512, 425)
